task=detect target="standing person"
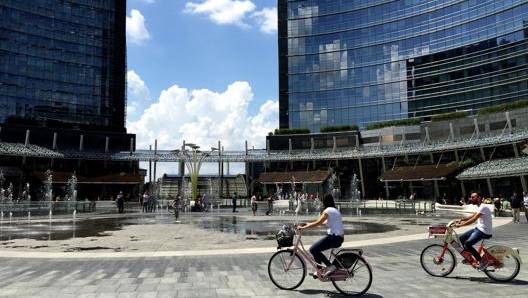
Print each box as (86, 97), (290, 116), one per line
(116, 191), (125, 213)
(250, 193), (257, 216)
(493, 198), (502, 217)
(142, 191), (149, 213)
(231, 192), (238, 212)
(523, 191), (528, 223)
(266, 194), (273, 215)
(454, 191), (493, 270)
(296, 193), (344, 278)
(509, 191), (522, 223)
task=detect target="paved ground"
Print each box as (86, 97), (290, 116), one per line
(0, 208), (527, 298)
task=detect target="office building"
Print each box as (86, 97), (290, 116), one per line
(278, 0), (528, 132)
(265, 0), (528, 200)
(0, 0), (142, 201)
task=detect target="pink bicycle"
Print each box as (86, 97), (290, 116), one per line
(420, 220), (522, 282)
(267, 225), (372, 296)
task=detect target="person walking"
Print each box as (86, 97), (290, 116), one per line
(250, 193), (257, 216)
(116, 191), (125, 213)
(509, 191), (522, 223)
(523, 191), (528, 223)
(231, 192), (238, 212)
(266, 194), (273, 215)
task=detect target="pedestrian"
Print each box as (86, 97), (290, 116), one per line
(142, 191), (149, 212)
(523, 191), (528, 223)
(116, 191), (124, 213)
(231, 192), (238, 212)
(493, 198), (501, 217)
(266, 194), (273, 215)
(250, 193), (257, 216)
(509, 191), (522, 223)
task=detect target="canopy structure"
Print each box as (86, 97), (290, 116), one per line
(379, 164), (461, 182)
(456, 156), (528, 180)
(257, 170), (331, 184)
(31, 171), (143, 184)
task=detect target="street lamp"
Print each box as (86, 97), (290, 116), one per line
(173, 143), (211, 202)
(211, 141), (222, 200)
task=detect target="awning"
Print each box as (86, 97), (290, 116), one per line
(258, 170), (331, 184)
(457, 156), (528, 180)
(379, 164), (461, 182)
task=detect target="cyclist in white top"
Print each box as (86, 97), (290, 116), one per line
(297, 193), (344, 277)
(454, 191), (493, 270)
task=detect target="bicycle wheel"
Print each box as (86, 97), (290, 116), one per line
(268, 249), (306, 290)
(331, 253), (372, 296)
(484, 252), (521, 282)
(420, 244), (456, 277)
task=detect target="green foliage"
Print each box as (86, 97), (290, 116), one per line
(365, 118), (421, 130)
(320, 124), (358, 132)
(431, 111), (468, 122)
(447, 158), (475, 168)
(273, 128), (310, 135)
(478, 100), (528, 115)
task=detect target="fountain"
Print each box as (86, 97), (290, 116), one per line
(350, 173), (361, 202)
(44, 169), (53, 209)
(327, 172), (340, 201)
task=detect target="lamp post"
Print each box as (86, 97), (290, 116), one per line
(174, 143), (211, 202)
(211, 140), (222, 199)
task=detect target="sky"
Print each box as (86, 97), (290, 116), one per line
(125, 0), (279, 180)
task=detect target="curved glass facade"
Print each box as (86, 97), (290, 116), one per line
(278, 0), (528, 132)
(0, 0), (127, 129)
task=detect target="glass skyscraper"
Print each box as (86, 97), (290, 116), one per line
(0, 0), (127, 129)
(0, 1), (141, 201)
(278, 0), (528, 132)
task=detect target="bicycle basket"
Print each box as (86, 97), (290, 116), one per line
(276, 226), (295, 248)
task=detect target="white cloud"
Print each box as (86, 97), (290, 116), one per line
(252, 7), (277, 34)
(126, 70), (151, 118)
(184, 0), (256, 28)
(127, 77), (278, 152)
(127, 77), (278, 179)
(126, 9), (151, 44)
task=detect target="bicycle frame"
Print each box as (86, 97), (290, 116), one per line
(430, 223), (521, 269)
(284, 230), (358, 281)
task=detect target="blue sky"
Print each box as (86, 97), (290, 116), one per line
(125, 0), (279, 178)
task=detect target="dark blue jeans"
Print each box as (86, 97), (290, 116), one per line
(309, 234), (344, 266)
(459, 227), (488, 261)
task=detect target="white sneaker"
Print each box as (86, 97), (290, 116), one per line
(478, 260), (489, 271)
(323, 265), (337, 278)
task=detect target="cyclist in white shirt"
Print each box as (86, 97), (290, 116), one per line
(454, 191), (492, 270)
(297, 193), (344, 277)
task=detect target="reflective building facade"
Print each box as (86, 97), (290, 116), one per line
(0, 0), (127, 129)
(0, 1), (142, 201)
(278, 0), (528, 132)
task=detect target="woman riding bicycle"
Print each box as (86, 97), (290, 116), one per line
(296, 193), (344, 277)
(454, 191), (492, 270)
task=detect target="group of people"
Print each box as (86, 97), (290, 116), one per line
(140, 191), (158, 212)
(493, 191), (528, 222)
(249, 193), (274, 216)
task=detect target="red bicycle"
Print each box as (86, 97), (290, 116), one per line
(420, 220), (522, 282)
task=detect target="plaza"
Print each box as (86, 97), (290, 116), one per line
(0, 205), (526, 298)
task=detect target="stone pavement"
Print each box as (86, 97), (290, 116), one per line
(0, 211), (527, 298)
